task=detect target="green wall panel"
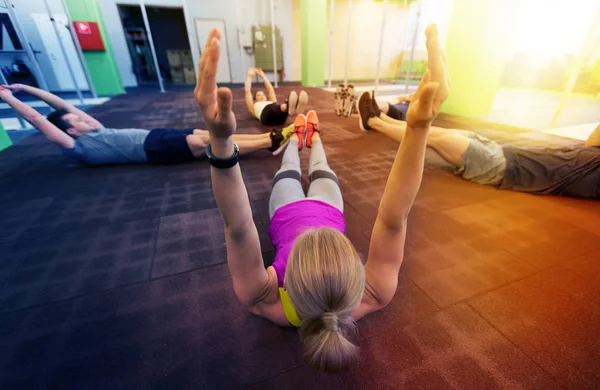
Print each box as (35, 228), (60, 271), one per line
(301, 0), (327, 87)
(65, 0), (125, 95)
(442, 0), (517, 117)
(0, 122), (12, 152)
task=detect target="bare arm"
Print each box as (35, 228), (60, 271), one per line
(7, 84), (104, 129)
(244, 70), (256, 117)
(361, 125), (429, 311)
(584, 123), (600, 147)
(195, 29), (271, 308)
(256, 68), (276, 102)
(361, 25), (450, 311)
(0, 88), (74, 148)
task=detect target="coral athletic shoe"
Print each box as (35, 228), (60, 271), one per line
(292, 114), (307, 151)
(306, 110), (320, 149)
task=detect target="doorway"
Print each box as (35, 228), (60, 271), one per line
(117, 5), (195, 86)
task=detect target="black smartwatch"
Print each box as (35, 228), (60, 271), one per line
(205, 143), (240, 169)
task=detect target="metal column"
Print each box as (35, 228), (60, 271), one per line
(182, 0), (200, 81)
(343, 0), (352, 87)
(3, 0), (49, 91)
(234, 0), (248, 81)
(327, 0), (334, 89)
(59, 0), (97, 98)
(42, 0), (84, 105)
(405, 0), (422, 93)
(374, 0), (388, 93)
(270, 0), (278, 87)
(140, 0), (165, 92)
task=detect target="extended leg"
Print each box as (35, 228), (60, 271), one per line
(194, 129), (270, 141)
(306, 135), (344, 212)
(269, 139), (306, 217)
(379, 112), (406, 126)
(187, 131), (271, 157)
(367, 116), (470, 168)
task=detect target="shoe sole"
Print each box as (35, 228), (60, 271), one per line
(347, 95), (356, 117)
(343, 85), (355, 116)
(271, 139), (290, 156)
(296, 91), (308, 115)
(334, 85), (343, 116)
(288, 91), (298, 116)
(306, 110), (318, 148)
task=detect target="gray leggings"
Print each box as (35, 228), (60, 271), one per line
(269, 139), (343, 218)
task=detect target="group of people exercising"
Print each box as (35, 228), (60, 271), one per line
(1, 24), (598, 373)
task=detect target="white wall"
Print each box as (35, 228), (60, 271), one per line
(3, 0), (66, 91)
(320, 0), (453, 83)
(0, 10), (34, 85)
(97, 0), (297, 88)
(1, 0), (93, 92)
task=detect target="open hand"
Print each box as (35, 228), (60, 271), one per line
(194, 28), (236, 140)
(406, 24), (450, 130)
(4, 83), (25, 93)
(255, 68), (265, 78)
(247, 68), (256, 78)
(0, 86), (13, 100)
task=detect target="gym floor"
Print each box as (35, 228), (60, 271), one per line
(0, 86), (599, 388)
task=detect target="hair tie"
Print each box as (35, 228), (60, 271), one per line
(322, 312), (339, 332)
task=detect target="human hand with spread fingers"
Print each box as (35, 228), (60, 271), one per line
(405, 24), (450, 131)
(194, 28), (237, 154)
(0, 86), (13, 99)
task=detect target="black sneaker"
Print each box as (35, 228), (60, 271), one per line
(371, 90), (381, 118)
(268, 128), (290, 156)
(357, 92), (374, 131)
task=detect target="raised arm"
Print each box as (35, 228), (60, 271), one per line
(256, 68), (276, 102)
(244, 69), (256, 116)
(5, 84), (104, 129)
(195, 29), (271, 308)
(0, 87), (74, 148)
(360, 25), (450, 312)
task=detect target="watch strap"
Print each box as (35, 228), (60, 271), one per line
(205, 143), (240, 169)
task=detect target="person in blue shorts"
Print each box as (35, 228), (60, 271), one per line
(0, 84), (291, 166)
(353, 91), (412, 122)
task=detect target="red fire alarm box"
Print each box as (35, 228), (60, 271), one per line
(73, 21), (105, 51)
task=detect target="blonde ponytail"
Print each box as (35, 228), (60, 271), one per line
(300, 311), (359, 372)
(285, 228), (365, 373)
